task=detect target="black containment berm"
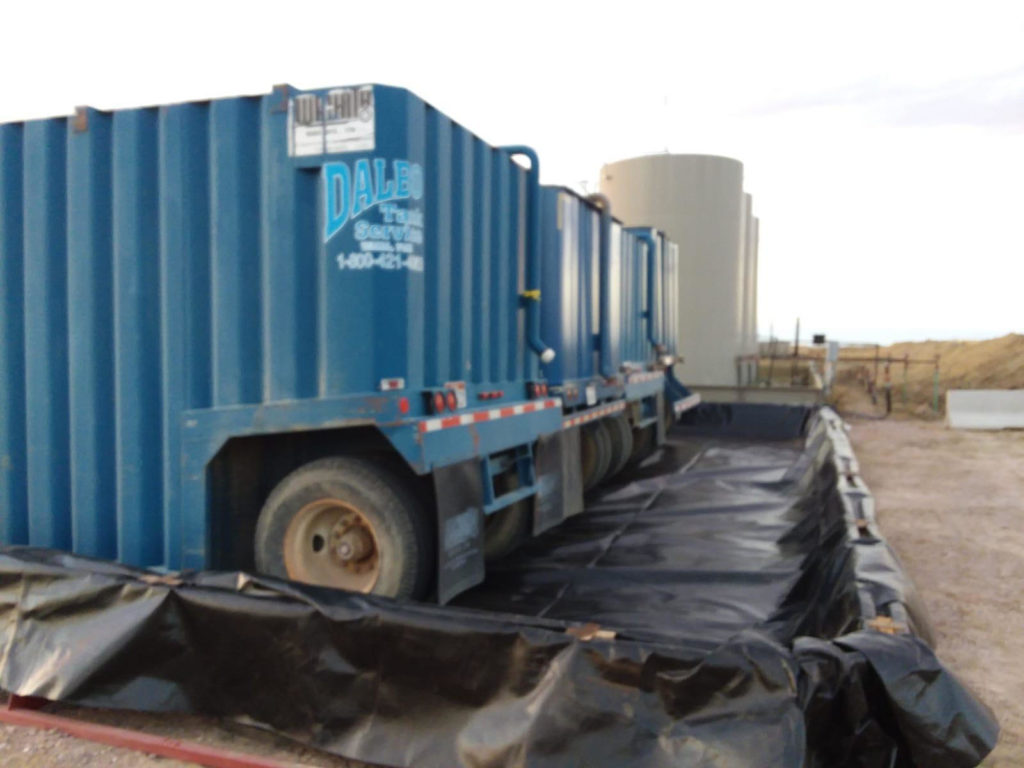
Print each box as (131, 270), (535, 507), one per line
(0, 405), (999, 767)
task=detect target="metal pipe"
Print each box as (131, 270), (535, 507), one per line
(501, 145), (555, 364)
(586, 193), (615, 378)
(634, 230), (662, 351)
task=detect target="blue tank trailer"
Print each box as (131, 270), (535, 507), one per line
(0, 83), (696, 603)
(538, 189), (689, 494)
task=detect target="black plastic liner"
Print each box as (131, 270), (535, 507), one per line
(675, 401), (813, 440)
(0, 407), (997, 767)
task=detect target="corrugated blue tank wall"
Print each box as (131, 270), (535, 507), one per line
(623, 226), (680, 367)
(661, 236), (681, 359)
(617, 224), (648, 368)
(539, 187), (599, 386)
(650, 232), (666, 348)
(0, 84), (537, 569)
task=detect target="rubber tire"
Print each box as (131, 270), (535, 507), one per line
(255, 457), (433, 600)
(581, 421), (610, 493)
(591, 419), (620, 486)
(580, 420), (614, 492)
(627, 425), (656, 467)
(604, 414), (634, 480)
(483, 500), (531, 561)
(579, 423), (600, 491)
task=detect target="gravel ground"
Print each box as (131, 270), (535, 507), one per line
(0, 414), (1017, 767)
(847, 416), (1024, 767)
(0, 698), (369, 767)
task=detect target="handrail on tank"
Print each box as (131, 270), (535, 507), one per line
(501, 145), (555, 365)
(634, 229), (663, 352)
(586, 193), (615, 379)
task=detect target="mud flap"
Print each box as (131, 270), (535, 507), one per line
(560, 428), (585, 520)
(432, 459), (485, 604)
(533, 430), (583, 535)
(654, 391), (667, 445)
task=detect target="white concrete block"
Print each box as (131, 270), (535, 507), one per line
(946, 389), (1024, 429)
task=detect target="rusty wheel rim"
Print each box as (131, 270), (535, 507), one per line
(283, 499), (381, 593)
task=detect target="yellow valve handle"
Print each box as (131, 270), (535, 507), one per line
(520, 289), (541, 301)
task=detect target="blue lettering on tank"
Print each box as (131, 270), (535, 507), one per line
(351, 159), (374, 217)
(324, 163), (351, 243)
(394, 160), (411, 198)
(323, 157), (424, 242)
(409, 163), (424, 200)
(374, 158), (395, 203)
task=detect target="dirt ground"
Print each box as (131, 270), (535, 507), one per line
(0, 703), (366, 767)
(766, 333), (1024, 418)
(848, 415), (1024, 767)
(0, 414), (1019, 767)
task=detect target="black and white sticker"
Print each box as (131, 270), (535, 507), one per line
(289, 87), (375, 156)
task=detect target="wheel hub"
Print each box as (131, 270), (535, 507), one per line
(329, 513), (378, 572)
(283, 499), (382, 592)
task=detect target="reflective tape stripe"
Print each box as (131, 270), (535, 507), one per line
(626, 371), (664, 385)
(561, 401), (627, 429)
(418, 398), (561, 433)
(673, 393), (702, 414)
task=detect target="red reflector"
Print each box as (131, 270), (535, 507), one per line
(433, 392), (446, 413)
(398, 397), (410, 415)
(446, 390), (458, 411)
(496, 390), (504, 398)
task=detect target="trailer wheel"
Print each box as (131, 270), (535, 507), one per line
(483, 467), (532, 560)
(483, 501), (531, 561)
(627, 425), (656, 467)
(604, 414), (634, 479)
(255, 457), (433, 599)
(580, 420), (613, 492)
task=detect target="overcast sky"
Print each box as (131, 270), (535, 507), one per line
(3, 0), (1021, 343)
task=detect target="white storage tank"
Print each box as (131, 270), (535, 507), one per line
(741, 193), (754, 385)
(749, 215), (760, 368)
(600, 154), (749, 387)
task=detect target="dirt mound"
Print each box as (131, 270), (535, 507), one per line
(833, 334), (1024, 416)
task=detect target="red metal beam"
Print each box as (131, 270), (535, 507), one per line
(0, 695), (310, 768)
